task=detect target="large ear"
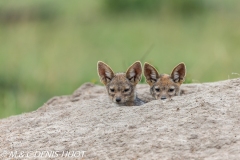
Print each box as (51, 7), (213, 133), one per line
(97, 61), (115, 85)
(143, 62), (159, 86)
(171, 62), (186, 84)
(126, 61), (142, 85)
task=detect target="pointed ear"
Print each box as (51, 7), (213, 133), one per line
(97, 61), (115, 85)
(126, 61), (142, 85)
(171, 63), (186, 84)
(144, 62), (159, 86)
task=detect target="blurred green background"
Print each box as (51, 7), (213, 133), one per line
(0, 0), (240, 118)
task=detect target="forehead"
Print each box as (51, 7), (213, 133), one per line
(109, 73), (131, 88)
(155, 74), (174, 87)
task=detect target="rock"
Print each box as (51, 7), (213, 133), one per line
(0, 79), (240, 159)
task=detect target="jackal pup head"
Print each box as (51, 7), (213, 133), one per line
(97, 61), (142, 105)
(144, 62), (186, 100)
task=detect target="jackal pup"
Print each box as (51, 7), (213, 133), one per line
(144, 62), (186, 100)
(97, 61), (144, 106)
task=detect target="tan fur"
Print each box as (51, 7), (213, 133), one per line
(144, 62), (186, 100)
(97, 61), (144, 106)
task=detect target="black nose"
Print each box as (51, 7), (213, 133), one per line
(116, 98), (121, 102)
(161, 97), (166, 100)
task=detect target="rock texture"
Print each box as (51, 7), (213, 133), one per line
(0, 78), (240, 160)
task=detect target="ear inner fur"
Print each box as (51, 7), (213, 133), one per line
(126, 61), (142, 85)
(144, 62), (159, 86)
(171, 63), (186, 84)
(97, 61), (115, 85)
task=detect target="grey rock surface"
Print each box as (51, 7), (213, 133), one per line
(0, 78), (240, 159)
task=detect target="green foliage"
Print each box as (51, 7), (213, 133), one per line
(104, 0), (206, 15)
(167, 0), (206, 14)
(0, 0), (240, 118)
(104, 0), (161, 13)
(0, 1), (59, 23)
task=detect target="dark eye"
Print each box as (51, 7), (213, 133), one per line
(155, 88), (160, 92)
(169, 88), (174, 92)
(110, 89), (115, 92)
(124, 88), (129, 92)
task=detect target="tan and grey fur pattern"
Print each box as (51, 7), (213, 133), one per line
(144, 62), (186, 100)
(97, 61), (144, 106)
